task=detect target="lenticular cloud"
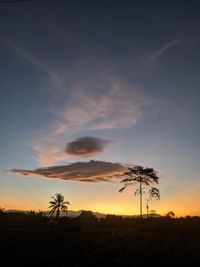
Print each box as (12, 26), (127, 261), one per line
(10, 160), (126, 182)
(65, 136), (114, 157)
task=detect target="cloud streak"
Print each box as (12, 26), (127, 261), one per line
(32, 143), (67, 166)
(54, 77), (150, 133)
(7, 40), (64, 91)
(148, 39), (180, 62)
(10, 160), (126, 182)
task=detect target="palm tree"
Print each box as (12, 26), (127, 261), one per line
(48, 193), (70, 218)
(119, 165), (160, 219)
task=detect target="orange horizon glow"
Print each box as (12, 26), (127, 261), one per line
(1, 200), (199, 218)
(1, 174), (199, 218)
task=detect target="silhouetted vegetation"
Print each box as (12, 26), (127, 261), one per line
(119, 165), (160, 218)
(48, 193), (70, 217)
(166, 210), (176, 218)
(0, 210), (200, 266)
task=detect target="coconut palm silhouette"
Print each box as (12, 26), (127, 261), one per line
(119, 165), (160, 219)
(48, 193), (70, 217)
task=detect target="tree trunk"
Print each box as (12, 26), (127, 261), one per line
(56, 208), (60, 218)
(140, 181), (142, 219)
(146, 199), (149, 218)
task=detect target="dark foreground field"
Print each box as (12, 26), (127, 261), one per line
(0, 212), (200, 266)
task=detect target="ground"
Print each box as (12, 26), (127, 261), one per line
(0, 214), (200, 266)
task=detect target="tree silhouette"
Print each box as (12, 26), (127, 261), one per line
(119, 166), (160, 218)
(146, 187), (160, 217)
(77, 210), (97, 225)
(0, 206), (5, 215)
(48, 193), (70, 218)
(166, 211), (175, 218)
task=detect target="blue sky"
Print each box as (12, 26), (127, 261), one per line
(0, 0), (200, 216)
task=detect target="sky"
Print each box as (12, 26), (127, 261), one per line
(0, 0), (200, 216)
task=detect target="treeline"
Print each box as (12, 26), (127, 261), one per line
(0, 209), (200, 231)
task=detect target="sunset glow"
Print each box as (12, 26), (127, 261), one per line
(0, 0), (199, 218)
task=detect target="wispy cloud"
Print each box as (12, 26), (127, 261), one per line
(39, 77), (150, 165)
(7, 41), (151, 166)
(148, 39), (180, 62)
(9, 160), (126, 182)
(32, 143), (67, 166)
(53, 77), (150, 133)
(7, 40), (64, 91)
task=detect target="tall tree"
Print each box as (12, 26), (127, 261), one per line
(48, 193), (70, 218)
(119, 166), (160, 218)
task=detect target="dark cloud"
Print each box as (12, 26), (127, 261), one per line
(65, 136), (114, 157)
(10, 160), (126, 182)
